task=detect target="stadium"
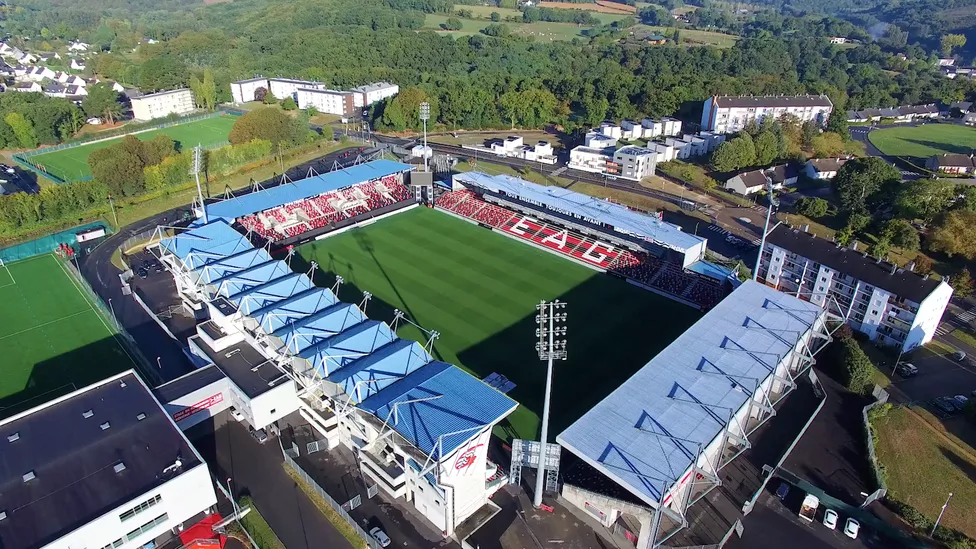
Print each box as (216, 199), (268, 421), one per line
(139, 158), (840, 546)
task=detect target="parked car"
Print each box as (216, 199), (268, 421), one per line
(934, 397), (957, 414)
(775, 481), (789, 500)
(896, 362), (918, 377)
(954, 395), (969, 408)
(844, 518), (860, 539)
(953, 350), (967, 361)
(137, 267), (148, 279)
(250, 428), (268, 444)
(229, 407), (245, 422)
(368, 527), (391, 548)
(822, 509), (838, 530)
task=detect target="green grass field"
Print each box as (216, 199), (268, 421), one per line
(30, 115), (238, 182)
(0, 254), (137, 418)
(425, 14), (596, 41)
(295, 207), (701, 441)
(868, 124), (976, 159)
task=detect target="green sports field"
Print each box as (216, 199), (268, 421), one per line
(30, 115), (237, 182)
(0, 254), (138, 418)
(868, 124), (976, 159)
(295, 208), (702, 441)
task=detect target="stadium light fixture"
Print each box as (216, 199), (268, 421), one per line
(420, 102), (430, 173)
(533, 300), (567, 508)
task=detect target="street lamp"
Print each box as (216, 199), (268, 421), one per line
(932, 492), (953, 536)
(419, 102), (430, 173)
(533, 300), (567, 508)
(156, 356), (162, 370)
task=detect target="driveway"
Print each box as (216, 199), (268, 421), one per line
(186, 412), (354, 549)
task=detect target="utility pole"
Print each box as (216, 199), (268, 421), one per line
(191, 145), (207, 224)
(106, 194), (119, 228)
(931, 492), (953, 536)
(753, 176), (779, 281)
(420, 102), (430, 172)
(533, 300), (567, 508)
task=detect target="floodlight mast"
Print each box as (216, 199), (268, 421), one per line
(753, 176), (779, 281)
(420, 102), (430, 173)
(533, 300), (567, 508)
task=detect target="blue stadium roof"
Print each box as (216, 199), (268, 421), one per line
(556, 281), (824, 508)
(361, 361), (519, 458)
(160, 219), (517, 461)
(456, 172), (706, 254)
(204, 160), (414, 222)
(686, 260), (734, 282)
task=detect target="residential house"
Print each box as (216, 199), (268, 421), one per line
(599, 122), (622, 140)
(0, 59), (15, 76)
(949, 101), (974, 115)
(65, 84), (88, 98)
(68, 41), (91, 52)
(647, 34), (667, 45)
(805, 157), (850, 180)
(938, 58), (956, 67)
(698, 131), (726, 153)
(37, 52), (61, 63)
(24, 66), (57, 81)
(664, 137), (693, 159)
(12, 81), (41, 93)
(725, 164), (798, 195)
(569, 146), (614, 173)
(43, 81), (68, 98)
(490, 136), (524, 155)
(620, 120), (644, 140)
(829, 37), (848, 44)
(701, 94), (833, 134)
(70, 58), (86, 71)
(640, 118), (663, 138)
(925, 153), (976, 174)
(611, 145), (657, 181)
(584, 130), (617, 149)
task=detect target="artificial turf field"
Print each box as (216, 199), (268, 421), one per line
(296, 207), (702, 441)
(0, 254), (137, 418)
(868, 123), (976, 159)
(30, 114), (238, 182)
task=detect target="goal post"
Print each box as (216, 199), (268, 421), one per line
(0, 258), (13, 287)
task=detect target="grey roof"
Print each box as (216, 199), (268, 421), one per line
(807, 157), (849, 173)
(0, 372), (201, 549)
(192, 334), (287, 399)
(154, 365), (228, 403)
(350, 82), (397, 93)
(767, 164), (798, 184)
(950, 101), (973, 112)
(713, 94), (832, 109)
(269, 77), (319, 85)
(297, 87), (350, 96)
(931, 154), (976, 168)
(730, 169), (767, 189)
(557, 281), (823, 507)
(233, 77), (269, 85)
(134, 88), (190, 99)
(766, 224), (944, 303)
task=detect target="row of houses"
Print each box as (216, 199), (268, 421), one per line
(230, 77), (399, 118)
(723, 157), (851, 195)
(926, 153), (976, 175)
(845, 104), (940, 123)
(457, 135), (557, 164)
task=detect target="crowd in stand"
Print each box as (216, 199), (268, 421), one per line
(238, 176), (412, 241)
(436, 189), (730, 310)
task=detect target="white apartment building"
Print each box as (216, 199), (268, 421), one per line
(584, 131), (617, 149)
(612, 145), (657, 181)
(0, 371), (219, 549)
(269, 78), (323, 101)
(296, 88), (356, 116)
(664, 137), (693, 159)
(350, 82), (400, 106)
(569, 146), (613, 173)
(758, 224), (952, 352)
(131, 89), (195, 121)
(701, 95), (833, 134)
(230, 77), (270, 104)
(598, 122), (622, 140)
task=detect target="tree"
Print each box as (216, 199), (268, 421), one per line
(883, 219), (920, 251)
(952, 268), (974, 299)
(200, 69), (217, 111)
(88, 145), (145, 196)
(82, 82), (123, 124)
(443, 17), (463, 30)
(795, 197), (829, 218)
(710, 134), (756, 172)
(928, 210), (976, 259)
(825, 114), (849, 139)
(5, 112), (37, 149)
(753, 131), (780, 166)
(893, 179), (955, 222)
(832, 157), (900, 216)
(281, 97), (298, 110)
(482, 23), (510, 37)
(306, 106), (319, 118)
(253, 87), (268, 103)
(490, 11), (501, 21)
(263, 90), (277, 104)
(870, 235), (891, 259)
(229, 107), (305, 147)
(912, 253), (934, 275)
(941, 33), (967, 56)
(810, 133), (845, 158)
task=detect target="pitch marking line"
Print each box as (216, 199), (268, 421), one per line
(0, 309), (91, 342)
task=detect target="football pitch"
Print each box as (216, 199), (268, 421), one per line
(30, 114), (237, 182)
(868, 124), (976, 159)
(296, 207), (702, 441)
(0, 254), (138, 418)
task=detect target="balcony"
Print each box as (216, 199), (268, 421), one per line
(360, 447), (406, 487)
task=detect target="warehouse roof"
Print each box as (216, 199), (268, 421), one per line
(204, 160), (413, 221)
(557, 281), (823, 507)
(456, 172), (705, 254)
(0, 372), (202, 549)
(765, 224), (945, 303)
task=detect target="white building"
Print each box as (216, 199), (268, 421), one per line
(620, 120), (644, 140)
(758, 224), (953, 352)
(701, 95), (833, 134)
(598, 122), (622, 140)
(269, 78), (323, 101)
(660, 117), (682, 136)
(697, 131), (726, 153)
(12, 81), (41, 93)
(350, 82), (400, 106)
(0, 371), (219, 549)
(490, 135), (524, 155)
(68, 41), (91, 52)
(70, 58), (86, 71)
(640, 118), (663, 138)
(131, 89), (195, 121)
(230, 77), (271, 104)
(569, 145), (613, 173)
(804, 157), (849, 180)
(584, 131), (617, 149)
(612, 145), (657, 181)
(724, 164), (798, 195)
(664, 137), (693, 160)
(23, 66), (56, 81)
(296, 88), (356, 116)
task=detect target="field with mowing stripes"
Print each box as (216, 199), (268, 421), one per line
(296, 207), (701, 441)
(29, 115), (237, 182)
(0, 254), (138, 418)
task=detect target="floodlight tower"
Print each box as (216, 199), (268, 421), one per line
(533, 300), (567, 508)
(419, 101), (430, 172)
(191, 144), (207, 223)
(753, 175), (779, 280)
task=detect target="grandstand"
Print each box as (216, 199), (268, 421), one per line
(557, 281), (842, 547)
(440, 173), (733, 310)
(203, 160), (415, 247)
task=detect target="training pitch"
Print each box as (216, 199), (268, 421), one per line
(868, 123), (976, 159)
(30, 114), (237, 182)
(0, 254), (138, 418)
(296, 207), (702, 441)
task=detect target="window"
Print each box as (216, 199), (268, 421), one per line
(126, 513), (168, 542)
(101, 539), (124, 549)
(119, 495), (162, 523)
(871, 310), (878, 316)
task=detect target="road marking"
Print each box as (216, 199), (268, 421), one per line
(957, 308), (976, 322)
(936, 323), (953, 336)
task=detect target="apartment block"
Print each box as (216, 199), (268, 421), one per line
(701, 95), (833, 134)
(131, 89), (194, 121)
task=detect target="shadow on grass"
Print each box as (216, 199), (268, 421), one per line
(901, 138), (976, 157)
(0, 336), (134, 420)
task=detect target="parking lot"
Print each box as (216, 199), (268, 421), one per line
(889, 346), (976, 415)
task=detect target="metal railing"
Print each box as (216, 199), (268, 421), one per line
(61, 257), (162, 386)
(281, 450), (378, 549)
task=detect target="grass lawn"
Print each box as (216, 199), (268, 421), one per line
(30, 115), (238, 182)
(458, 4), (522, 18)
(0, 254), (137, 418)
(634, 25), (739, 48)
(868, 124), (976, 159)
(295, 207), (701, 441)
(424, 14), (592, 41)
(238, 496), (286, 549)
(873, 406), (976, 538)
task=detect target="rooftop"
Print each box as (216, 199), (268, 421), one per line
(807, 157), (849, 172)
(931, 153), (975, 168)
(233, 77), (270, 84)
(616, 145), (656, 156)
(0, 372), (202, 549)
(712, 94), (833, 109)
(134, 88), (191, 100)
(557, 281), (823, 507)
(765, 224), (945, 303)
(351, 82), (398, 93)
(193, 336), (286, 399)
(203, 160), (413, 222)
